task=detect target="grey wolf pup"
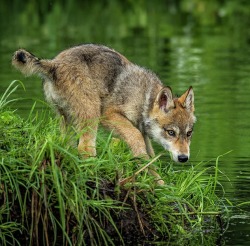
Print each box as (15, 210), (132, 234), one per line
(12, 44), (196, 184)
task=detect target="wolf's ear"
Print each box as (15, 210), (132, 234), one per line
(179, 86), (194, 112)
(155, 87), (174, 111)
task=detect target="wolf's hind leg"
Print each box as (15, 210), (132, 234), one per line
(77, 125), (98, 158)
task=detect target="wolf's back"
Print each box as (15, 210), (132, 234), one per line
(12, 49), (51, 77)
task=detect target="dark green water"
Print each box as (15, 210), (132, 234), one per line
(1, 1), (250, 245)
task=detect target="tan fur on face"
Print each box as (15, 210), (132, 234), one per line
(147, 87), (195, 162)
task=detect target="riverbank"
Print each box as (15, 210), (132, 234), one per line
(0, 82), (226, 245)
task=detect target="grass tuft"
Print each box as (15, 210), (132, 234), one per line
(0, 82), (228, 245)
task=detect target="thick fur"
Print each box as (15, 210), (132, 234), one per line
(12, 44), (196, 183)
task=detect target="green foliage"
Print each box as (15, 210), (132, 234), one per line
(0, 82), (226, 245)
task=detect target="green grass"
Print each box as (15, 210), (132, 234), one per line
(0, 81), (227, 245)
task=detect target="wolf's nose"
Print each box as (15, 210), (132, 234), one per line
(178, 155), (188, 163)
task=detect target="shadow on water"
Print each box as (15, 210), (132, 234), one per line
(1, 1), (250, 245)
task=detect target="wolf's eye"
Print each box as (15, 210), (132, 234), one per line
(167, 130), (175, 137)
(187, 130), (193, 137)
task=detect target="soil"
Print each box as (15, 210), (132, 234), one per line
(1, 180), (164, 246)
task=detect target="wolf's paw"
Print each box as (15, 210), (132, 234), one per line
(156, 179), (165, 186)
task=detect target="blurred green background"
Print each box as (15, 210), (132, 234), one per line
(1, 1), (250, 245)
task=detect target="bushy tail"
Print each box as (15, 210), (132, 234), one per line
(12, 49), (52, 77)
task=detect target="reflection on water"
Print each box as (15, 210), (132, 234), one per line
(1, 1), (250, 245)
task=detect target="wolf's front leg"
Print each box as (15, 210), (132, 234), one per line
(144, 135), (155, 157)
(102, 110), (164, 185)
(102, 111), (149, 158)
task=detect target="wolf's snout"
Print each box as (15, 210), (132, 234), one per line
(178, 154), (188, 163)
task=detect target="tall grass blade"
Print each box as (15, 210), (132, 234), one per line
(0, 80), (25, 109)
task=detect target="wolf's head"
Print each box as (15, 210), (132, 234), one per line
(145, 86), (196, 163)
